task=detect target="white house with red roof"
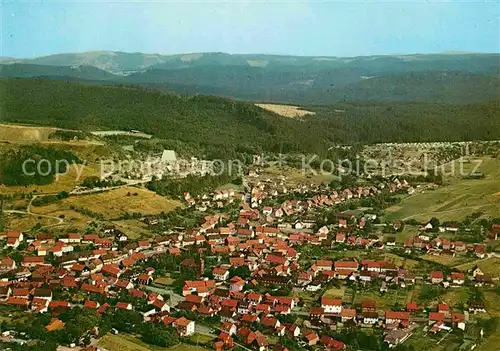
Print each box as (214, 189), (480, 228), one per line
(321, 297), (342, 314)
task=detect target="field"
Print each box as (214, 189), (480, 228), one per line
(438, 287), (470, 307)
(454, 257), (500, 274)
(383, 225), (418, 244)
(98, 333), (208, 351)
(0, 123), (60, 142)
(483, 291), (500, 317)
(3, 211), (59, 232)
(323, 285), (346, 298)
(477, 334), (500, 351)
(385, 157), (500, 222)
(154, 275), (175, 286)
(419, 254), (472, 267)
(255, 103), (315, 118)
(34, 186), (182, 220)
(350, 287), (412, 310)
(476, 320), (500, 351)
(110, 219), (154, 240)
(383, 252), (420, 269)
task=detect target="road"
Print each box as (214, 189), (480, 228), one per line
(4, 194), (65, 229)
(69, 179), (150, 195)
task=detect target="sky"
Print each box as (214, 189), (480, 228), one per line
(1, 0), (499, 58)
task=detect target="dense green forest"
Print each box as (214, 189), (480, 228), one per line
(0, 145), (81, 185)
(2, 52), (498, 104)
(0, 63), (116, 80)
(1, 78), (499, 160)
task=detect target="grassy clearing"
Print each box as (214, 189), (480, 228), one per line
(476, 324), (500, 351)
(3, 212), (55, 232)
(99, 333), (167, 351)
(351, 287), (411, 310)
(385, 157), (500, 222)
(0, 123), (59, 142)
(323, 286), (346, 298)
(483, 291), (500, 317)
(420, 254), (472, 267)
(454, 257), (500, 275)
(215, 183), (244, 193)
(35, 186), (182, 220)
(438, 287), (470, 307)
(155, 276), (175, 286)
(188, 333), (214, 344)
(98, 333), (210, 351)
(167, 345), (209, 351)
(383, 225), (418, 244)
(111, 219), (154, 240)
(255, 104), (315, 118)
(383, 253), (420, 269)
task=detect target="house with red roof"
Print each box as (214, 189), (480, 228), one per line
(385, 311), (410, 325)
(438, 303), (450, 316)
(334, 260), (359, 271)
(430, 271), (444, 284)
(84, 300), (100, 309)
(320, 336), (347, 350)
(315, 260), (333, 271)
(101, 264), (121, 278)
(429, 312), (445, 323)
(116, 302), (132, 310)
(451, 272), (465, 285)
(173, 317), (195, 336)
(229, 276), (245, 293)
(0, 257), (16, 271)
(213, 267), (230, 281)
(321, 297), (342, 314)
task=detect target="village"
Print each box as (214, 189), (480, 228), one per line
(0, 164), (499, 351)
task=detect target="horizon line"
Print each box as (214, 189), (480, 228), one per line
(2, 49), (500, 61)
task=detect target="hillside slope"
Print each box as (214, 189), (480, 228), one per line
(0, 63), (117, 80)
(3, 52), (499, 104)
(0, 78), (333, 156)
(1, 79), (499, 156)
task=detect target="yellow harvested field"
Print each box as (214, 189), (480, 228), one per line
(0, 123), (59, 142)
(3, 213), (55, 232)
(35, 186), (182, 219)
(256, 103), (315, 118)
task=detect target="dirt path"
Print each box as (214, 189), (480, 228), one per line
(4, 195), (65, 229)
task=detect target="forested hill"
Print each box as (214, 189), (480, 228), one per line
(0, 63), (116, 80)
(0, 78), (335, 157)
(1, 78), (499, 157)
(1, 52), (498, 105)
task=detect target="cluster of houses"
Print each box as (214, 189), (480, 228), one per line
(0, 173), (498, 350)
(184, 188), (243, 211)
